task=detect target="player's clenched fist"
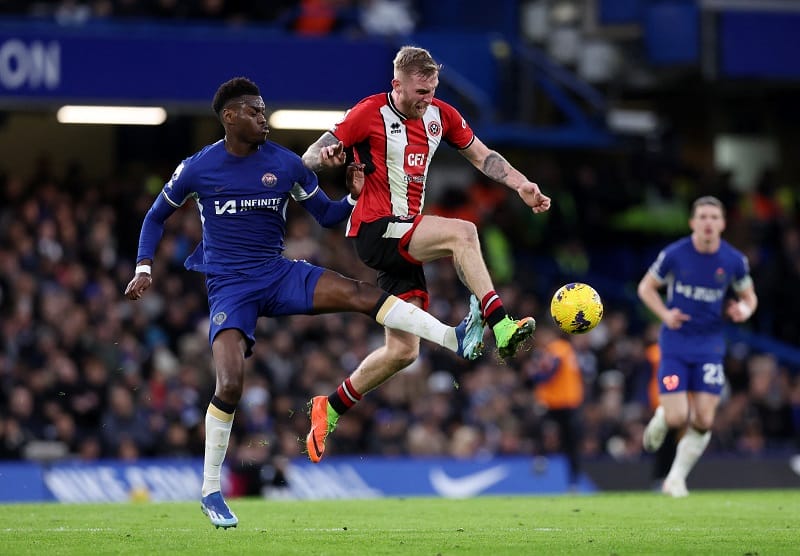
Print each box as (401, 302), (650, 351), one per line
(518, 181), (551, 214)
(346, 162), (365, 199)
(124, 273), (152, 300)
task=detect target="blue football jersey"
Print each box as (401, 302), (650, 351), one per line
(161, 140), (321, 275)
(648, 236), (752, 355)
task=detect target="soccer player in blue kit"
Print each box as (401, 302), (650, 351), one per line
(637, 196), (758, 497)
(124, 77), (484, 528)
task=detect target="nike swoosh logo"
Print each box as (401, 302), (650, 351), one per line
(309, 428), (323, 460)
(429, 465), (509, 498)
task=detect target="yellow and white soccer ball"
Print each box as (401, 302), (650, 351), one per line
(550, 282), (604, 334)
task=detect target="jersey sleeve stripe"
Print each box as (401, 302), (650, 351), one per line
(291, 183), (318, 201)
(162, 190), (183, 208)
(457, 135), (476, 150)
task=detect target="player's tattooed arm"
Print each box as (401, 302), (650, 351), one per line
(462, 136), (551, 214)
(302, 132), (346, 171)
(481, 152), (510, 184)
(462, 137), (520, 188)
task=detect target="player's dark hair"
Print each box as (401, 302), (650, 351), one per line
(691, 195), (725, 217)
(212, 77), (260, 115)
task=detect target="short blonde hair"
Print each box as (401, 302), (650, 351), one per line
(691, 195), (725, 218)
(393, 45), (441, 79)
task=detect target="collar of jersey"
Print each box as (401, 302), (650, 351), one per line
(386, 92), (408, 121)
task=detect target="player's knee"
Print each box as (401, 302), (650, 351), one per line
(664, 409), (689, 429)
(454, 219), (479, 246)
(215, 371), (244, 402)
(692, 416), (713, 432)
(439, 219), (479, 250)
(352, 280), (384, 313)
(394, 353), (418, 370)
(387, 344), (419, 370)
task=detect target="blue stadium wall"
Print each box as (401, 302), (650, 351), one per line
(2, 455), (798, 503)
(3, 6), (800, 110)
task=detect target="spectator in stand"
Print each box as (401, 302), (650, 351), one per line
(100, 383), (154, 457)
(292, 0), (353, 35)
(358, 0), (415, 36)
(525, 324), (584, 489)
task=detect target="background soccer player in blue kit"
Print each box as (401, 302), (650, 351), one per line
(124, 77), (484, 528)
(637, 196), (758, 497)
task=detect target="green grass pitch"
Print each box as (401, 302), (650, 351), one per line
(1, 490), (798, 555)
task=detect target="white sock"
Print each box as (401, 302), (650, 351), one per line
(202, 406), (234, 497)
(667, 427), (711, 482)
(651, 406), (666, 431)
(377, 296), (455, 351)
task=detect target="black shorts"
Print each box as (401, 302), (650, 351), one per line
(353, 215), (429, 308)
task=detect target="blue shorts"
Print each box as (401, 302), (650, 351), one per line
(205, 258), (325, 357)
(658, 353), (726, 396)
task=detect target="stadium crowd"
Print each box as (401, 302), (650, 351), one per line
(0, 0), (418, 37)
(0, 148), (798, 494)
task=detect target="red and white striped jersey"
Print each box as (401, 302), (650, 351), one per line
(330, 92), (474, 237)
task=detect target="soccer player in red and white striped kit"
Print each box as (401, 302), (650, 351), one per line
(302, 45), (551, 462)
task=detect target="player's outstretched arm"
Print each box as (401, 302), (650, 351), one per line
(300, 164), (364, 227)
(125, 258), (153, 300)
(460, 137), (551, 214)
(124, 194), (176, 300)
(302, 132), (347, 172)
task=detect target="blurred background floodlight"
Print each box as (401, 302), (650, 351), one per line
(268, 109), (343, 130)
(607, 109), (658, 135)
(57, 105), (167, 125)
